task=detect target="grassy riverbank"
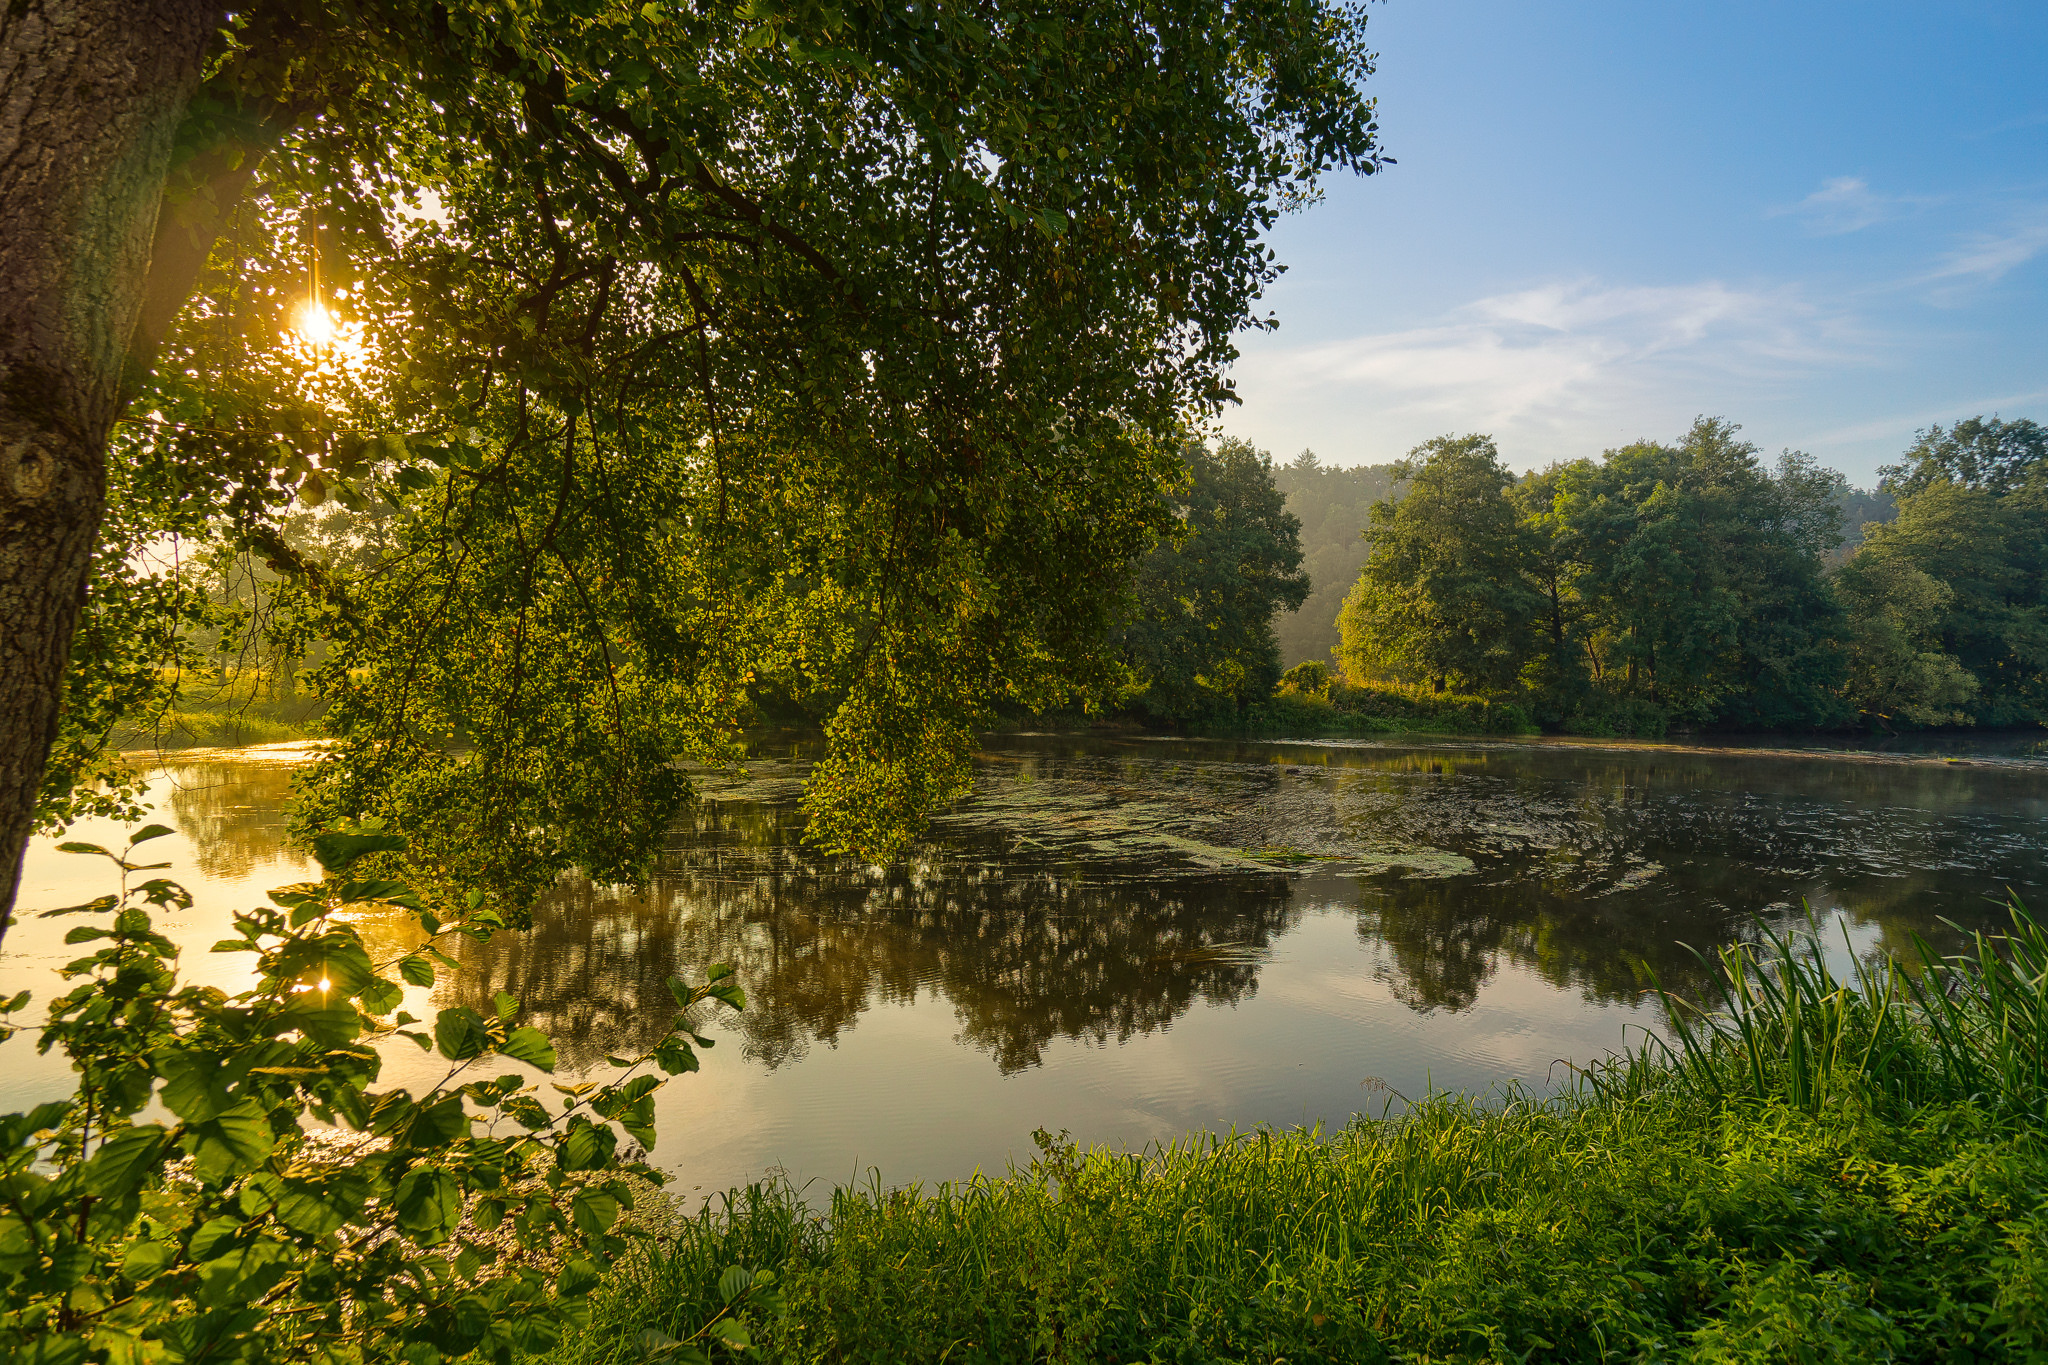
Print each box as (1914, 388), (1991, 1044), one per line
(561, 905), (2048, 1364)
(106, 669), (324, 751)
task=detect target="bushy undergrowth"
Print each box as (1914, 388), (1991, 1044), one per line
(562, 898), (2048, 1364)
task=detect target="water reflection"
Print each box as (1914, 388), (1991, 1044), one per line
(8, 734), (2045, 1197)
(439, 737), (2047, 1080)
(446, 798), (1303, 1074)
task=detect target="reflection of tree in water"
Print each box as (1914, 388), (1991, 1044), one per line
(443, 799), (1300, 1074)
(159, 760), (303, 881)
(432, 735), (2043, 1061)
(1344, 746), (2037, 1013)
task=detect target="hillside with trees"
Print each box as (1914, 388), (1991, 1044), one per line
(1270, 452), (1402, 667)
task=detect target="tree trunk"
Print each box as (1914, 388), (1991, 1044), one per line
(0, 0), (217, 936)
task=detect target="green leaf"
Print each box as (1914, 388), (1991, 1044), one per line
(0, 1216), (36, 1274)
(19, 1336), (90, 1365)
(195, 1237), (291, 1307)
(56, 841), (112, 857)
(190, 1215), (246, 1262)
(39, 894), (117, 917)
(393, 1167), (462, 1241)
(308, 830), (407, 874)
(654, 1040), (699, 1075)
(452, 1293), (493, 1341)
(556, 1256), (603, 1297)
(501, 1095), (551, 1130)
(158, 1047), (234, 1121)
(128, 824), (177, 845)
(434, 1008), (491, 1061)
(76, 1124), (168, 1197)
(500, 1026), (557, 1072)
(120, 1239), (177, 1279)
(571, 1189), (619, 1236)
(189, 1100), (276, 1185)
(556, 1117), (617, 1172)
(281, 992), (363, 1047)
(399, 955), (436, 987)
(359, 978), (404, 1016)
(491, 990), (518, 1022)
(718, 1264), (751, 1304)
(707, 1318), (752, 1350)
(274, 1185), (348, 1239)
(400, 1094), (471, 1148)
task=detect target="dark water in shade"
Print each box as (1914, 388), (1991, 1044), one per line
(4, 733), (2045, 1200)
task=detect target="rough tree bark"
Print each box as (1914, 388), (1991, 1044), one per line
(0, 0), (221, 935)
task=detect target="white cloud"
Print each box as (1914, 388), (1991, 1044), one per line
(1928, 207), (2048, 282)
(1772, 176), (1896, 235)
(1225, 278), (1864, 466)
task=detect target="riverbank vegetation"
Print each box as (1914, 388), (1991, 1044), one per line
(558, 897), (2048, 1363)
(1339, 415), (2048, 737)
(1108, 414), (2046, 740)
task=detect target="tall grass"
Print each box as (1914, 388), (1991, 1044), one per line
(1626, 893), (2048, 1122)
(564, 897), (2048, 1363)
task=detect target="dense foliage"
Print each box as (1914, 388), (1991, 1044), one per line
(1116, 439), (1309, 722)
(552, 898), (2048, 1363)
(1334, 415), (2047, 734)
(41, 0), (1390, 915)
(0, 828), (751, 1364)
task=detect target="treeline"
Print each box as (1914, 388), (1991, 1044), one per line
(1114, 416), (2045, 736)
(1338, 415), (2047, 733)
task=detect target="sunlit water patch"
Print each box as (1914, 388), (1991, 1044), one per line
(3, 733), (2044, 1201)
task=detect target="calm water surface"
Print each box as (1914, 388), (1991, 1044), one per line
(4, 733), (2045, 1200)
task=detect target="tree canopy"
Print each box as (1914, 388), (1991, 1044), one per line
(4, 0), (1390, 923)
(1270, 450), (1400, 666)
(1118, 437), (1308, 721)
(1337, 434), (1540, 695)
(1326, 416), (2048, 736)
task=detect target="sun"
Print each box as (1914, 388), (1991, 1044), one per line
(293, 296), (338, 346)
(287, 291), (372, 377)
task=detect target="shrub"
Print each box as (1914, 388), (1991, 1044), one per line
(0, 827), (766, 1365)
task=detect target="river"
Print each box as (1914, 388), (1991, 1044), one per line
(4, 732), (2044, 1200)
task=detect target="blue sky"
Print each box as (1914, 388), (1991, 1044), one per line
(1220, 0), (2048, 485)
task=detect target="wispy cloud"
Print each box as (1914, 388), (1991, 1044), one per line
(1227, 279), (1866, 464)
(1771, 176), (1900, 235)
(1928, 206), (2048, 282)
(1961, 110), (2048, 141)
(1795, 387), (2048, 451)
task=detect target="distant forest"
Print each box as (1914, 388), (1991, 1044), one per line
(1117, 416), (2045, 735)
(1271, 454), (1402, 666)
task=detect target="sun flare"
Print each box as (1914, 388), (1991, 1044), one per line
(292, 297), (338, 346)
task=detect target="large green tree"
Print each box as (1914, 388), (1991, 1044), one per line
(1337, 434), (1540, 695)
(1119, 437), (1309, 721)
(1850, 424), (2048, 725)
(0, 0), (1388, 927)
(1542, 418), (1843, 726)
